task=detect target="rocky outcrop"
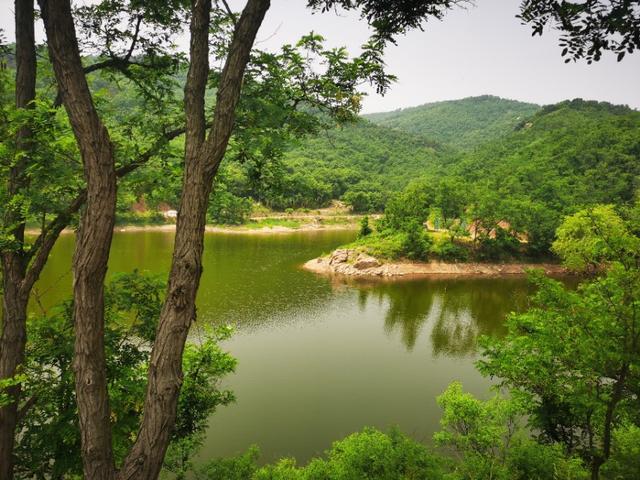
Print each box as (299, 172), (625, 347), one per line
(308, 249), (388, 276)
(353, 253), (381, 270)
(303, 249), (569, 278)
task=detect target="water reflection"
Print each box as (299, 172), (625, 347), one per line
(33, 230), (538, 464)
(347, 277), (530, 356)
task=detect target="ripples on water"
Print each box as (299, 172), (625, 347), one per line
(35, 230), (535, 464)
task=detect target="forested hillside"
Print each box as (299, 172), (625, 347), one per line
(357, 99), (640, 261)
(277, 120), (449, 212)
(452, 99), (640, 207)
(364, 95), (540, 150)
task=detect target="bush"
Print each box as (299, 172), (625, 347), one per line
(431, 238), (469, 262)
(508, 439), (588, 480)
(194, 446), (260, 480)
(476, 227), (520, 261)
(401, 221), (432, 261)
(601, 424), (640, 480)
(348, 230), (406, 259)
(198, 428), (444, 480)
(358, 215), (372, 237)
(208, 190), (253, 225)
(115, 210), (166, 225)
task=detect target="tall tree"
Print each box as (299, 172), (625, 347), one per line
(0, 2), (186, 475)
(37, 1), (461, 478)
(479, 205), (640, 480)
(39, 1), (119, 476)
(0, 2), (36, 478)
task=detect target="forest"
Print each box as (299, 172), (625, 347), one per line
(0, 1), (639, 480)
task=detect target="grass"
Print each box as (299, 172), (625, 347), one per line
(343, 231), (407, 260)
(244, 218), (302, 229)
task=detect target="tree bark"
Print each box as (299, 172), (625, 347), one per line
(0, 1), (36, 478)
(117, 1), (270, 478)
(590, 364), (630, 480)
(39, 1), (118, 479)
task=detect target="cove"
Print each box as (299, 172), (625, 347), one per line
(33, 230), (534, 465)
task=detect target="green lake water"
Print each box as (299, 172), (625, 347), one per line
(34, 230), (534, 465)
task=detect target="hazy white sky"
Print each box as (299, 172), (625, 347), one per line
(2, 0), (639, 113)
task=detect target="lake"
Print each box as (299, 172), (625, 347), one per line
(34, 229), (534, 465)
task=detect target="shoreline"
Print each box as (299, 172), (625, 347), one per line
(303, 249), (568, 278)
(25, 222), (359, 236)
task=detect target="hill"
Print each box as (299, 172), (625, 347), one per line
(452, 99), (640, 209)
(261, 119), (451, 212)
(386, 98), (640, 256)
(364, 95), (540, 150)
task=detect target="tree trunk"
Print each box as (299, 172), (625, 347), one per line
(0, 1), (36, 477)
(39, 0), (268, 477)
(0, 273), (28, 480)
(590, 364), (630, 480)
(117, 1), (270, 478)
(39, 1), (118, 479)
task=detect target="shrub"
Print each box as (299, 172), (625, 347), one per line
(476, 227), (520, 261)
(601, 424), (640, 480)
(208, 190), (253, 225)
(431, 238), (469, 262)
(401, 220), (432, 261)
(198, 428), (444, 480)
(115, 210), (166, 225)
(358, 215), (372, 237)
(348, 231), (405, 259)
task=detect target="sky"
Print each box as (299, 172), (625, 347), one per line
(2, 0), (639, 113)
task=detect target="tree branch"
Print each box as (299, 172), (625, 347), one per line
(221, 0), (238, 25)
(21, 125), (185, 295)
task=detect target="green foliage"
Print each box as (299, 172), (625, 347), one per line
(434, 382), (523, 479)
(365, 95), (539, 150)
(430, 237), (469, 262)
(194, 446), (261, 480)
(0, 375), (26, 408)
(0, 68), (83, 241)
(475, 227), (522, 262)
(14, 272), (236, 479)
(478, 206), (640, 478)
(601, 424), (640, 479)
(348, 230), (407, 259)
(381, 178), (434, 231)
(115, 209), (166, 226)
(208, 188), (253, 225)
(364, 99), (640, 260)
(197, 428), (445, 480)
(343, 181), (387, 213)
(457, 100), (640, 255)
(519, 0), (640, 63)
(401, 220), (432, 261)
(552, 204), (639, 272)
(434, 382), (588, 480)
(281, 120), (447, 210)
(358, 215), (372, 237)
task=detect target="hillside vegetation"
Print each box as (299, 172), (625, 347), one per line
(119, 94), (638, 240)
(276, 120), (449, 212)
(351, 99), (640, 261)
(364, 95), (540, 150)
